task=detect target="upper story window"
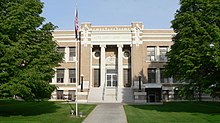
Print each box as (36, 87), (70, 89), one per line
(93, 50), (100, 59)
(148, 68), (156, 83)
(147, 46), (156, 61)
(57, 69), (64, 83)
(49, 78), (52, 83)
(123, 50), (130, 59)
(159, 46), (168, 62)
(57, 47), (65, 60)
(160, 68), (169, 83)
(69, 47), (76, 61)
(94, 69), (100, 87)
(123, 69), (131, 87)
(69, 69), (76, 83)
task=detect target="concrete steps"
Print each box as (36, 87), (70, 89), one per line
(103, 88), (117, 102)
(87, 87), (104, 103)
(118, 88), (134, 103)
(87, 86), (134, 103)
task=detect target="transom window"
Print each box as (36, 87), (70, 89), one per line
(147, 46), (156, 61)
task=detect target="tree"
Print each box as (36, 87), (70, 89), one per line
(165, 0), (220, 100)
(0, 0), (63, 101)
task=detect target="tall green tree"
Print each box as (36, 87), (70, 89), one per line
(0, 0), (63, 100)
(165, 0), (220, 100)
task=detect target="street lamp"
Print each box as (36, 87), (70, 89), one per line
(138, 74), (142, 92)
(210, 43), (215, 58)
(210, 43), (214, 48)
(81, 74), (84, 92)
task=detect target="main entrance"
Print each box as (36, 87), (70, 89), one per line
(106, 73), (117, 87)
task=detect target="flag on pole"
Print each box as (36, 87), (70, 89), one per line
(74, 0), (79, 117)
(74, 4), (79, 39)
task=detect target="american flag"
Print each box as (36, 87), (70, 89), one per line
(75, 5), (78, 39)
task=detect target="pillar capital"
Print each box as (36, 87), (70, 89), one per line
(100, 44), (106, 48)
(117, 44), (123, 48)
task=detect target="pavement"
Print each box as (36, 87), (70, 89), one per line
(82, 103), (128, 123)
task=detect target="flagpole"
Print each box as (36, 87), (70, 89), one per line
(75, 0), (78, 117)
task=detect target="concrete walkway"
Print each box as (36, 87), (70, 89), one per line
(82, 103), (128, 123)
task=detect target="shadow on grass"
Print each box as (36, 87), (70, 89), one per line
(128, 101), (220, 114)
(0, 100), (61, 117)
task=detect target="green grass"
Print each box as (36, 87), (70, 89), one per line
(124, 102), (220, 123)
(0, 99), (96, 123)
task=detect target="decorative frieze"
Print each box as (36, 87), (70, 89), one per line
(92, 26), (131, 31)
(91, 34), (132, 42)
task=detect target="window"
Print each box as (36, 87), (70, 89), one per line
(69, 69), (76, 83)
(57, 90), (64, 99)
(123, 50), (130, 59)
(69, 47), (76, 61)
(173, 77), (179, 83)
(58, 47), (65, 60)
(123, 69), (131, 87)
(49, 78), (52, 83)
(160, 68), (169, 83)
(57, 69), (64, 83)
(68, 90), (75, 101)
(147, 46), (156, 61)
(159, 46), (168, 62)
(93, 50), (100, 59)
(148, 68), (156, 83)
(94, 69), (100, 87)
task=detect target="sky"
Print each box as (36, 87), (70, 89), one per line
(41, 0), (180, 30)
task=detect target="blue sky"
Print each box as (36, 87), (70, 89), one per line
(41, 0), (180, 30)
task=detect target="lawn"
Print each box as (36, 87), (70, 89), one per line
(124, 102), (220, 123)
(0, 99), (96, 123)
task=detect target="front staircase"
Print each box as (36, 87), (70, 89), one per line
(87, 86), (134, 103)
(87, 87), (103, 102)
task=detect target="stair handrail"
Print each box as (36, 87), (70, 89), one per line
(102, 79), (106, 100)
(115, 81), (118, 101)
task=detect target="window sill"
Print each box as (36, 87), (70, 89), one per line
(146, 60), (167, 63)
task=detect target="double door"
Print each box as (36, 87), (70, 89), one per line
(106, 73), (117, 87)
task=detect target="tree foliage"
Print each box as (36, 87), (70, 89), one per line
(0, 0), (63, 100)
(165, 0), (220, 99)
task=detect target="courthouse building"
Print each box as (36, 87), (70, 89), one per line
(50, 22), (183, 103)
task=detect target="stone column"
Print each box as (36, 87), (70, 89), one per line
(64, 68), (69, 83)
(117, 44), (123, 87)
(156, 46), (160, 61)
(156, 68), (160, 83)
(52, 68), (56, 83)
(90, 46), (93, 88)
(100, 45), (106, 87)
(65, 47), (69, 62)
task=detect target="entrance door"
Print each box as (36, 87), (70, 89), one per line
(106, 74), (117, 87)
(149, 93), (156, 102)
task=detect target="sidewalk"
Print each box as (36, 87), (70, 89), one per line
(82, 103), (128, 123)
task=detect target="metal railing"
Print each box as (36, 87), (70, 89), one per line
(102, 80), (106, 100)
(115, 83), (118, 101)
